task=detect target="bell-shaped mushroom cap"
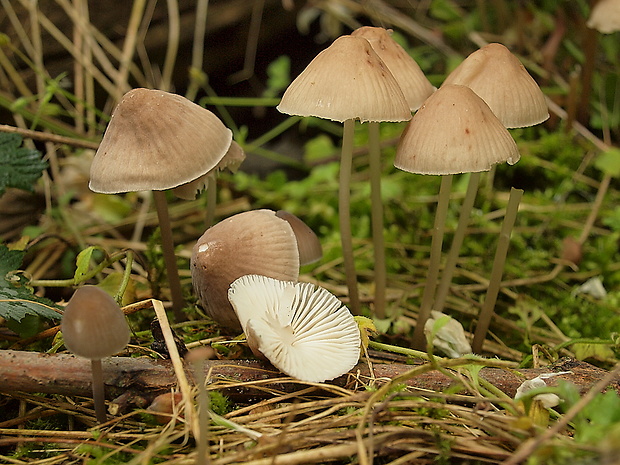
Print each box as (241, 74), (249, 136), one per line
(228, 275), (361, 383)
(442, 43), (548, 128)
(394, 85), (520, 175)
(277, 35), (411, 123)
(191, 209), (300, 331)
(352, 26), (435, 111)
(275, 210), (322, 266)
(89, 88), (233, 194)
(173, 141), (246, 200)
(587, 0), (620, 33)
(61, 286), (130, 360)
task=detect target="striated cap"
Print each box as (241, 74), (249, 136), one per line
(89, 88), (233, 193)
(191, 209), (300, 331)
(395, 85), (520, 175)
(442, 43), (548, 128)
(277, 35), (411, 123)
(61, 286), (130, 360)
(228, 274), (361, 383)
(352, 26), (435, 111)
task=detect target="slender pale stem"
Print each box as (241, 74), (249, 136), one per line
(368, 122), (387, 319)
(90, 359), (107, 423)
(412, 175), (453, 349)
(205, 176), (217, 228)
(434, 172), (481, 313)
(339, 119), (361, 314)
(189, 356), (211, 465)
(472, 188), (523, 353)
(152, 190), (185, 321)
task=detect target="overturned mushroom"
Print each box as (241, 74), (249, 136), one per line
(228, 274), (361, 383)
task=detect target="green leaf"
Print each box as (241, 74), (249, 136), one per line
(0, 132), (48, 196)
(0, 245), (25, 286)
(0, 286), (62, 322)
(594, 148), (620, 177)
(0, 244), (62, 322)
(74, 246), (100, 282)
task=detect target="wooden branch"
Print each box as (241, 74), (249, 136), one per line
(1, 350), (617, 410)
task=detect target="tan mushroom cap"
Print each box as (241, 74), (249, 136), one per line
(587, 0), (620, 33)
(90, 88), (233, 193)
(394, 85), (520, 175)
(442, 43), (549, 128)
(191, 209), (300, 331)
(228, 275), (361, 383)
(352, 26), (435, 111)
(277, 35), (411, 123)
(61, 286), (130, 360)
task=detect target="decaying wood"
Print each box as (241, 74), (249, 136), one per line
(1, 350), (618, 410)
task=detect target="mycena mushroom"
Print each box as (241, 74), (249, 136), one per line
(277, 34), (411, 315)
(60, 285), (130, 423)
(228, 274), (361, 383)
(89, 88), (236, 321)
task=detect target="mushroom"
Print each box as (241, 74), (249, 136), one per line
(277, 34), (411, 315)
(351, 26), (436, 318)
(587, 0), (620, 34)
(228, 274), (361, 383)
(89, 88), (236, 320)
(442, 43), (549, 128)
(60, 285), (130, 423)
(191, 209), (301, 331)
(394, 84), (520, 348)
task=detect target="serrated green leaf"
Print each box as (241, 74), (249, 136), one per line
(0, 286), (62, 321)
(0, 244), (62, 321)
(0, 132), (48, 196)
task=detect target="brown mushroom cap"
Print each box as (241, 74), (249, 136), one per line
(89, 88), (233, 193)
(191, 209), (300, 331)
(394, 84), (520, 175)
(61, 286), (130, 360)
(275, 210), (323, 266)
(352, 26), (435, 111)
(442, 43), (548, 128)
(277, 35), (411, 123)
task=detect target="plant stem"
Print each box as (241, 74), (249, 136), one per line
(368, 122), (387, 319)
(412, 175), (453, 349)
(90, 358), (107, 423)
(152, 190), (185, 321)
(114, 251), (133, 305)
(472, 188), (523, 353)
(434, 172), (481, 313)
(339, 119), (361, 314)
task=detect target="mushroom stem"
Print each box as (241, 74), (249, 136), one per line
(412, 175), (453, 349)
(339, 118), (361, 314)
(205, 176), (217, 228)
(152, 190), (185, 321)
(368, 121), (387, 319)
(90, 359), (107, 423)
(472, 187), (523, 353)
(434, 172), (481, 313)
